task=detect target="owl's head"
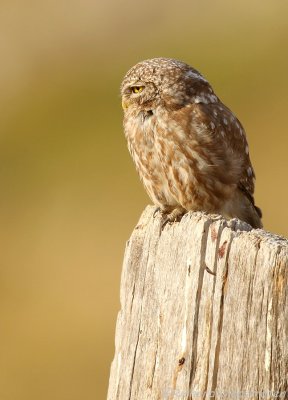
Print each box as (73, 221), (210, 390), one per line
(121, 58), (212, 114)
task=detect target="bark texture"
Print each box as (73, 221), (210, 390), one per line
(107, 206), (288, 400)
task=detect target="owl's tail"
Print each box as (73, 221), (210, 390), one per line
(222, 189), (263, 229)
(239, 184), (263, 228)
(242, 199), (263, 229)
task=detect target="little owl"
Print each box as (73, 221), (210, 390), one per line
(121, 58), (262, 228)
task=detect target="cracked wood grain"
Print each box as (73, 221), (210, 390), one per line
(107, 206), (288, 400)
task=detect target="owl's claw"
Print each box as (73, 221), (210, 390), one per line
(160, 216), (170, 230)
(153, 207), (161, 218)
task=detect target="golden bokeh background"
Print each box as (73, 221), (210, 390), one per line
(0, 1), (287, 398)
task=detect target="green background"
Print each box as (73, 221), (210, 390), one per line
(0, 0), (287, 398)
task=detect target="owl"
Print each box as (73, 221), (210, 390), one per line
(121, 58), (262, 229)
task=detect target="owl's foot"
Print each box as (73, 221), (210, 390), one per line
(166, 207), (186, 222)
(161, 207), (186, 230)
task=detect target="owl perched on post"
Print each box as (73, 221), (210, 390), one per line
(121, 58), (262, 229)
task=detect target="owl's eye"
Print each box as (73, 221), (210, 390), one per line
(131, 86), (145, 94)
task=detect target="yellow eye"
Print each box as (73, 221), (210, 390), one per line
(131, 86), (144, 94)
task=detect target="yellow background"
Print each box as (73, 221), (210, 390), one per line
(0, 1), (287, 398)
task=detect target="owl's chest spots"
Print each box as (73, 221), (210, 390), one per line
(124, 111), (223, 210)
(124, 114), (177, 206)
(125, 114), (156, 161)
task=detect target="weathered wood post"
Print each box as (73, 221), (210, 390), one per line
(107, 206), (288, 400)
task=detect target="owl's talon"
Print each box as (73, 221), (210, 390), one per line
(153, 207), (161, 218)
(160, 217), (171, 231)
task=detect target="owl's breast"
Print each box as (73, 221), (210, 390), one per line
(124, 112), (178, 207)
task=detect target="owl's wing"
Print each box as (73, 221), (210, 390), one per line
(178, 100), (260, 212)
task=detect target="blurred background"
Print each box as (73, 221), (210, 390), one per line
(0, 0), (287, 398)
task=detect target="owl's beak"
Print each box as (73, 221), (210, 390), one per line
(122, 100), (129, 110)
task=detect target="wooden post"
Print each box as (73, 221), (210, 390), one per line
(107, 206), (288, 400)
